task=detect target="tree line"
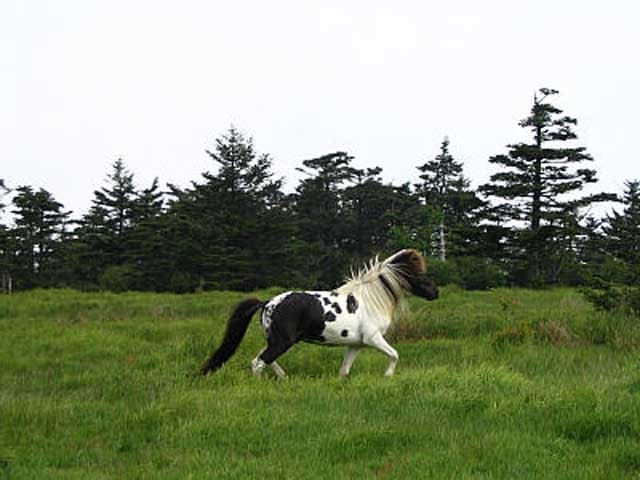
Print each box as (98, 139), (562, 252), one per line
(1, 88), (638, 293)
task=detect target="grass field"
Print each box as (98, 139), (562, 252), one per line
(1, 287), (640, 479)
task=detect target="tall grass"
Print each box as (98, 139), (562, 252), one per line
(1, 288), (639, 478)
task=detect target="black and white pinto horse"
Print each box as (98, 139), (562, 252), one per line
(200, 249), (439, 378)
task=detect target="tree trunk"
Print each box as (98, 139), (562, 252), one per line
(439, 220), (446, 261)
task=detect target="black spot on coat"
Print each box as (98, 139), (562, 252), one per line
(332, 302), (342, 314)
(322, 297), (331, 306)
(324, 311), (336, 322)
(347, 294), (358, 314)
(341, 329), (349, 337)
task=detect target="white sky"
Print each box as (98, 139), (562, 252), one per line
(2, 0), (639, 218)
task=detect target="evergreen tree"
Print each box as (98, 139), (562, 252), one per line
(294, 152), (358, 288)
(479, 88), (614, 285)
(125, 178), (167, 290)
(74, 159), (139, 288)
(342, 166), (396, 260)
(416, 137), (482, 259)
(89, 158), (137, 238)
(385, 183), (429, 255)
(11, 186), (70, 288)
(163, 127), (293, 291)
(603, 180), (640, 283)
(0, 180), (13, 292)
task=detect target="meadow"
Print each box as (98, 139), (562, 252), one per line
(1, 287), (639, 479)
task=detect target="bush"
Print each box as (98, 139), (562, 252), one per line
(581, 283), (640, 316)
(426, 258), (461, 286)
(454, 257), (507, 290)
(98, 265), (138, 293)
(428, 257), (506, 290)
(169, 271), (197, 294)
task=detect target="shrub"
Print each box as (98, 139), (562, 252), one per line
(428, 257), (507, 290)
(454, 257), (507, 290)
(426, 258), (461, 287)
(581, 283), (640, 316)
(169, 271), (197, 294)
(99, 265), (138, 293)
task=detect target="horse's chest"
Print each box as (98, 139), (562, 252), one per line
(307, 291), (369, 345)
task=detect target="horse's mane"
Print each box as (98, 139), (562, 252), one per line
(336, 249), (426, 319)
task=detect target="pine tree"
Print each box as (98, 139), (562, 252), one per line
(74, 159), (139, 288)
(0, 180), (13, 292)
(91, 158), (137, 238)
(479, 88), (614, 285)
(603, 180), (640, 284)
(125, 178), (167, 290)
(11, 186), (70, 288)
(164, 127), (291, 291)
(415, 137), (482, 259)
(294, 152), (359, 288)
(342, 166), (395, 260)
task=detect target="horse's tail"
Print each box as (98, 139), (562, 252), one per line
(200, 298), (264, 375)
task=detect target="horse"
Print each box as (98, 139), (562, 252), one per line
(199, 249), (439, 378)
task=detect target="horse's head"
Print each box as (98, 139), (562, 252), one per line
(406, 273), (439, 301)
(384, 249), (439, 301)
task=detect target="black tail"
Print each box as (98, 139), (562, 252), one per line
(200, 298), (264, 375)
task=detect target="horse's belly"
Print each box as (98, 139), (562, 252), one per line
(320, 317), (363, 345)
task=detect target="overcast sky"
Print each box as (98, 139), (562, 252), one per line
(2, 0), (639, 218)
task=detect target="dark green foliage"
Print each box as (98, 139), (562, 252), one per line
(480, 88), (615, 286)
(99, 264), (139, 292)
(427, 257), (506, 290)
(1, 102), (637, 294)
(342, 166), (396, 259)
(581, 283), (640, 316)
(453, 256), (507, 290)
(416, 137), (483, 259)
(10, 186), (71, 288)
(603, 180), (640, 284)
(293, 152), (359, 288)
(72, 159), (141, 286)
(425, 258), (462, 286)
(386, 139), (484, 265)
(158, 127), (298, 291)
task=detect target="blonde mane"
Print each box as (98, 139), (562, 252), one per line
(336, 249), (425, 320)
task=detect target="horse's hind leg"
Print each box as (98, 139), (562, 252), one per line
(251, 348), (267, 376)
(251, 354), (287, 379)
(270, 361), (287, 379)
(251, 339), (294, 377)
(364, 332), (399, 377)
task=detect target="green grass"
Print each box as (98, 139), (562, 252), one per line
(1, 288), (639, 479)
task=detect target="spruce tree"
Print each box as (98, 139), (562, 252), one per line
(0, 180), (12, 292)
(11, 186), (70, 288)
(416, 137), (482, 259)
(479, 88), (614, 285)
(75, 159), (139, 288)
(294, 152), (358, 288)
(166, 127), (291, 291)
(603, 180), (640, 283)
(125, 178), (167, 290)
(342, 166), (396, 260)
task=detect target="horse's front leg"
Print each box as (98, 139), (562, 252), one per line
(364, 332), (399, 377)
(339, 347), (361, 377)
